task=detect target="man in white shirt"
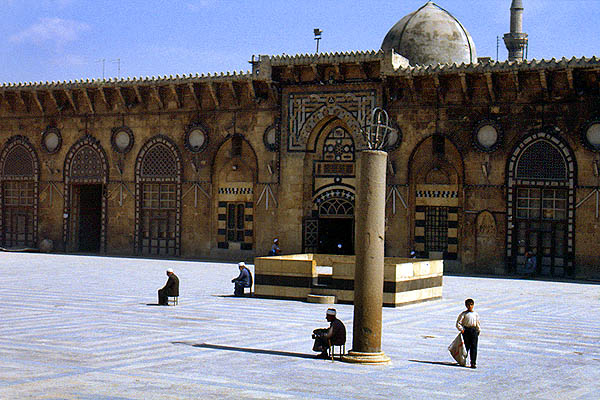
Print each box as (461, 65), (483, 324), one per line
(456, 298), (481, 368)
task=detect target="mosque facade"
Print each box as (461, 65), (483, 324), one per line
(1, 2), (599, 278)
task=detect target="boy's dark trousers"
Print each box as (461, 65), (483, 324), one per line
(462, 327), (479, 366)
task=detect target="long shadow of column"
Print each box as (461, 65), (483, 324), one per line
(172, 341), (316, 359)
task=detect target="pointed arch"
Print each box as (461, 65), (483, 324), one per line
(302, 105), (368, 152)
(0, 136), (40, 248)
(62, 134), (109, 252)
(505, 130), (576, 276)
(212, 134), (257, 252)
(408, 134), (464, 261)
(135, 135), (183, 256)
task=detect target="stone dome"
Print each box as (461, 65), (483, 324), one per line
(381, 1), (477, 66)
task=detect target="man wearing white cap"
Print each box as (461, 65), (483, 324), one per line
(231, 262), (252, 296)
(269, 238), (281, 256)
(158, 268), (179, 305)
(312, 308), (346, 359)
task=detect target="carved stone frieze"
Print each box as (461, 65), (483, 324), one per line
(287, 90), (376, 151)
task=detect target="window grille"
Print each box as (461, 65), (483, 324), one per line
(142, 184), (176, 209)
(516, 188), (566, 221)
(3, 181), (34, 206)
(70, 146), (104, 181)
(425, 206), (448, 252)
(516, 141), (566, 181)
(319, 198), (354, 217)
(3, 145), (34, 177)
(141, 144), (177, 178)
(2, 181), (35, 247)
(226, 202), (245, 242)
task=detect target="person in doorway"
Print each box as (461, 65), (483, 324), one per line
(231, 262), (252, 296)
(158, 268), (179, 305)
(269, 238), (281, 256)
(525, 251), (537, 275)
(410, 250), (417, 259)
(312, 308), (346, 359)
(456, 298), (481, 368)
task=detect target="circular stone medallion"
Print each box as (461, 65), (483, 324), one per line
(110, 127), (134, 154)
(584, 122), (600, 151)
(42, 127), (62, 154)
(263, 125), (279, 152)
(473, 121), (502, 152)
(184, 123), (208, 153)
(384, 127), (402, 151)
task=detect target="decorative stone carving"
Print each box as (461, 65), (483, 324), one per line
(476, 211), (496, 263)
(287, 91), (375, 151)
(476, 211), (496, 237)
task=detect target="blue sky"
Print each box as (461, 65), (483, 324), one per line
(1, 0), (598, 84)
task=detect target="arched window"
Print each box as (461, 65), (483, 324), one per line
(135, 136), (182, 256)
(0, 137), (39, 248)
(516, 141), (567, 181)
(506, 133), (576, 277)
(319, 197), (354, 217)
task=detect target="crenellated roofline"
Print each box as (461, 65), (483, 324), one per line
(2, 52), (599, 90)
(393, 56), (600, 77)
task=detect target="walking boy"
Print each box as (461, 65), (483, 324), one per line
(456, 298), (481, 368)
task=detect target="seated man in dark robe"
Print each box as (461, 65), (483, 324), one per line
(158, 268), (179, 305)
(312, 308), (346, 359)
(231, 262), (252, 296)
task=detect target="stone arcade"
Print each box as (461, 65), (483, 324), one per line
(1, 2), (600, 278)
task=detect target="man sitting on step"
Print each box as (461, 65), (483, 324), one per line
(231, 262), (252, 296)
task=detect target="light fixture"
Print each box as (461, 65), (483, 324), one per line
(314, 28), (322, 53)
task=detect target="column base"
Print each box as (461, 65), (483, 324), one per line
(341, 350), (391, 364)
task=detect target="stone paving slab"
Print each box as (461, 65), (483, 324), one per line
(0, 253), (599, 399)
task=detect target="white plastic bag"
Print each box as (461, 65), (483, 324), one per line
(448, 333), (467, 366)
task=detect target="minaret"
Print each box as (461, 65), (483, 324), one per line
(503, 0), (528, 62)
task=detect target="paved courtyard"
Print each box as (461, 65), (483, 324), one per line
(0, 253), (599, 399)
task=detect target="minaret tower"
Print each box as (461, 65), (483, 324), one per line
(503, 0), (528, 62)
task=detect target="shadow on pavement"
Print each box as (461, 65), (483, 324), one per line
(173, 341), (315, 359)
(408, 359), (464, 368)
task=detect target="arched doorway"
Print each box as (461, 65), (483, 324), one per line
(135, 135), (182, 256)
(63, 135), (109, 252)
(315, 189), (355, 254)
(0, 136), (39, 248)
(303, 124), (357, 254)
(409, 135), (463, 261)
(506, 131), (576, 277)
(213, 134), (257, 252)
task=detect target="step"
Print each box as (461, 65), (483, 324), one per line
(307, 294), (336, 304)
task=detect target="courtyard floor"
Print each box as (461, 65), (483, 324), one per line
(0, 253), (599, 399)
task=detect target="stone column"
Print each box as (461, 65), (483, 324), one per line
(343, 150), (390, 364)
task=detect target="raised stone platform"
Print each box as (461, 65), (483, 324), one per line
(254, 254), (443, 307)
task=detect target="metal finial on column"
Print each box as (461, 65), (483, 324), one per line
(343, 106), (391, 364)
(364, 107), (394, 150)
